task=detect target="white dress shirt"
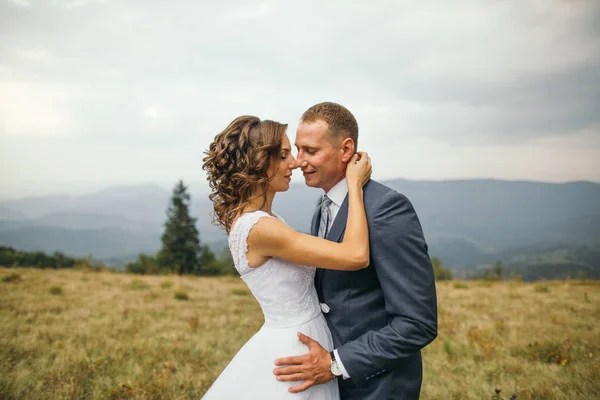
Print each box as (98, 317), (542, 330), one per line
(323, 178), (351, 380)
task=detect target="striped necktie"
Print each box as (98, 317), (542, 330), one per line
(318, 195), (332, 238)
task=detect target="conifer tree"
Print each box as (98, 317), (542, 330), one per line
(158, 180), (202, 275)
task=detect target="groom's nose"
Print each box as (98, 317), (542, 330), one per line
(295, 160), (309, 170)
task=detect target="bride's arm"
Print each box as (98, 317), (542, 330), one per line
(249, 153), (371, 271)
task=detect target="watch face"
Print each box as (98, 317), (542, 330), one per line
(331, 361), (342, 377)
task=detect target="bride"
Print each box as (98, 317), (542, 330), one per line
(201, 115), (371, 399)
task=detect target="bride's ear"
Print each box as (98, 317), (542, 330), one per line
(340, 138), (356, 163)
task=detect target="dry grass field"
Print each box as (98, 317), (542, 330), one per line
(1, 267), (599, 399)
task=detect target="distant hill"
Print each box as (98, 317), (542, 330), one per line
(0, 212), (162, 232)
(0, 207), (28, 221)
(0, 226), (160, 260)
(1, 179), (599, 277)
(2, 184), (172, 221)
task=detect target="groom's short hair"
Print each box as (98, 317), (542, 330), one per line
(300, 102), (359, 148)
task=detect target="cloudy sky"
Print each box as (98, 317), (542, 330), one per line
(1, 0), (599, 199)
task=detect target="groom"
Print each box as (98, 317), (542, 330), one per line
(273, 102), (438, 399)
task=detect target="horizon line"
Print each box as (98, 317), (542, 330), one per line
(1, 176), (599, 202)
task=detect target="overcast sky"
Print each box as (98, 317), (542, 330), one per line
(1, 0), (599, 199)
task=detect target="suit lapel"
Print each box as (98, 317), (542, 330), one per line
(326, 194), (348, 243)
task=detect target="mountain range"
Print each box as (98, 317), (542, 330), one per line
(1, 179), (599, 278)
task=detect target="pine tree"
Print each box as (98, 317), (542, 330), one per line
(158, 180), (202, 275)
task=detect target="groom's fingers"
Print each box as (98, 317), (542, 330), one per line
(274, 355), (305, 366)
(273, 365), (304, 376)
(297, 332), (314, 345)
(298, 332), (323, 350)
(288, 380), (315, 394)
(275, 372), (306, 382)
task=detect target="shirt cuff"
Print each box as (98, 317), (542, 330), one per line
(333, 349), (351, 380)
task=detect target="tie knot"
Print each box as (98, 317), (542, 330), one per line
(322, 195), (332, 209)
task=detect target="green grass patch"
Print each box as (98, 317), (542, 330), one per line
(174, 290), (189, 301)
(1, 272), (21, 283)
(130, 279), (150, 290)
(49, 285), (63, 295)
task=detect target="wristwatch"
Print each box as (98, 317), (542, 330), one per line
(329, 351), (343, 377)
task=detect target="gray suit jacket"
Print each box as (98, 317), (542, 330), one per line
(313, 180), (438, 400)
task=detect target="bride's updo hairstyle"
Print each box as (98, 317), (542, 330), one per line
(202, 116), (288, 234)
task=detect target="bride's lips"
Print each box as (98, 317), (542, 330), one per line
(284, 174), (292, 181)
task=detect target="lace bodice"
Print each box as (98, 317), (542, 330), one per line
(229, 211), (321, 326)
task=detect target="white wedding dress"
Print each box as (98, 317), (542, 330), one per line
(202, 211), (340, 400)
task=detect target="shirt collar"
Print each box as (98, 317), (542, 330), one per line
(324, 177), (348, 208)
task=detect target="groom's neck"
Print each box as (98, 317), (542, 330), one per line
(322, 174), (346, 194)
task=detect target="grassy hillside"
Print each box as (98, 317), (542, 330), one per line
(1, 268), (598, 399)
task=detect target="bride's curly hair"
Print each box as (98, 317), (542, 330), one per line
(202, 116), (288, 234)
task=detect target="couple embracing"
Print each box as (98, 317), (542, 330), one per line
(201, 102), (438, 400)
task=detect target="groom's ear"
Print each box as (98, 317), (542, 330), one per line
(340, 138), (356, 163)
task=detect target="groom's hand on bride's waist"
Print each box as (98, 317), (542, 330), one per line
(273, 332), (334, 393)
